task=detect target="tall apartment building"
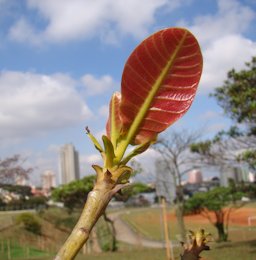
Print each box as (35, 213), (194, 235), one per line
(59, 144), (80, 184)
(42, 170), (56, 190)
(155, 159), (176, 203)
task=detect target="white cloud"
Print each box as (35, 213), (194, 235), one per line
(95, 129), (107, 140)
(0, 70), (91, 141)
(81, 74), (116, 96)
(9, 0), (168, 45)
(181, 0), (255, 46)
(199, 111), (220, 121)
(98, 105), (109, 118)
(178, 0), (256, 93)
(206, 122), (228, 133)
(81, 154), (102, 165)
(79, 153), (102, 176)
(8, 18), (43, 46)
(129, 148), (160, 182)
(200, 34), (256, 92)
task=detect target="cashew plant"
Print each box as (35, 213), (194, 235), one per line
(55, 27), (203, 260)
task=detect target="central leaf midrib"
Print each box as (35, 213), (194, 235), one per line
(115, 30), (188, 161)
(127, 32), (187, 140)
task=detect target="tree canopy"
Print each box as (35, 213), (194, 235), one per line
(211, 56), (256, 134)
(51, 175), (95, 212)
(0, 155), (32, 184)
(185, 187), (245, 241)
(191, 57), (256, 172)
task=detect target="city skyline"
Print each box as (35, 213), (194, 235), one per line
(0, 0), (255, 184)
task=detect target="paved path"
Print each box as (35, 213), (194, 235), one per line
(109, 210), (179, 249)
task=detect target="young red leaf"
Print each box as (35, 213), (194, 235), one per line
(119, 28), (203, 145)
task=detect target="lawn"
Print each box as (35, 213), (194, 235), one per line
(120, 206), (256, 242)
(6, 240), (254, 260)
(77, 239), (256, 260)
(119, 206), (256, 259)
(0, 205), (255, 259)
(0, 240), (52, 259)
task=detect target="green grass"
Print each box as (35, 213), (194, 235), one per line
(1, 206), (256, 259)
(0, 240), (51, 259)
(205, 240), (256, 260)
(119, 206), (256, 259)
(96, 216), (116, 251)
(20, 240), (256, 260)
(39, 207), (80, 230)
(78, 239), (256, 260)
(120, 207), (256, 242)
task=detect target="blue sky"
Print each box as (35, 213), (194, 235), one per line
(0, 0), (256, 185)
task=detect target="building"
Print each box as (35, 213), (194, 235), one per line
(220, 166), (249, 187)
(15, 175), (27, 186)
(248, 171), (255, 183)
(59, 144), (80, 184)
(155, 159), (176, 203)
(188, 169), (203, 184)
(42, 170), (56, 191)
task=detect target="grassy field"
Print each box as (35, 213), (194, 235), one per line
(0, 207), (78, 259)
(120, 205), (256, 242)
(0, 241), (52, 259)
(74, 239), (256, 260)
(119, 205), (256, 259)
(6, 240), (254, 260)
(0, 205), (255, 259)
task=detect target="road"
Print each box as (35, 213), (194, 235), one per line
(109, 209), (179, 249)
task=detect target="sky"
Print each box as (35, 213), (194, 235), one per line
(0, 0), (256, 185)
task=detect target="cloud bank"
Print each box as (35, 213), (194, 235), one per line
(179, 0), (256, 93)
(0, 71), (117, 142)
(9, 0), (168, 44)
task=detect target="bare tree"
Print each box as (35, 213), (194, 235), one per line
(0, 155), (32, 184)
(190, 133), (256, 171)
(153, 129), (202, 242)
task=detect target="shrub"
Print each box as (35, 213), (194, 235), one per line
(16, 212), (42, 235)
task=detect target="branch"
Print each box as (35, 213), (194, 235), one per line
(54, 169), (129, 259)
(200, 208), (215, 226)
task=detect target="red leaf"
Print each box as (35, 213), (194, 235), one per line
(119, 28), (203, 144)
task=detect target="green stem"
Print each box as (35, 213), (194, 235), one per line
(54, 179), (117, 260)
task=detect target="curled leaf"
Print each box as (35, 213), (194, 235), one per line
(106, 92), (122, 148)
(102, 135), (115, 168)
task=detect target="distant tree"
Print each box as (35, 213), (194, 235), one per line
(211, 56), (256, 135)
(185, 187), (245, 242)
(16, 212), (42, 235)
(209, 56), (256, 171)
(129, 159), (143, 176)
(116, 182), (154, 201)
(238, 149), (256, 172)
(51, 175), (95, 213)
(153, 129), (201, 241)
(0, 197), (6, 208)
(190, 138), (236, 167)
(26, 195), (48, 209)
(0, 155), (32, 184)
(0, 184), (32, 198)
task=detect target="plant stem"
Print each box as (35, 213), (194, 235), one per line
(54, 178), (116, 260)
